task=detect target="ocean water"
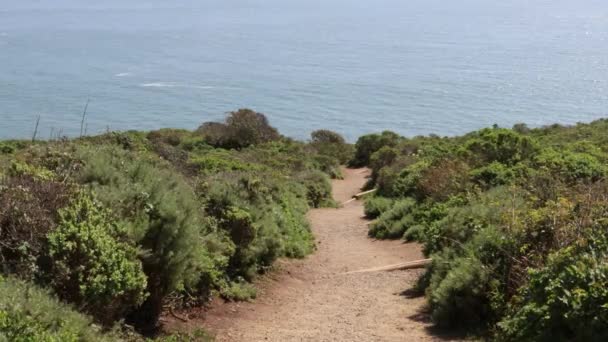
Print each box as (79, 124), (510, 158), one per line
(1, 0), (608, 141)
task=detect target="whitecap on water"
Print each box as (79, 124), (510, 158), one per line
(115, 72), (132, 77)
(139, 82), (215, 89)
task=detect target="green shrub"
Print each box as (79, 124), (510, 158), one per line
(428, 256), (492, 329)
(392, 160), (431, 199)
(535, 149), (606, 183)
(197, 109), (280, 149)
(470, 161), (514, 187)
(296, 170), (334, 208)
(147, 129), (190, 147)
(310, 130), (353, 165)
(204, 174), (314, 280)
(0, 277), (116, 341)
(368, 198), (416, 239)
(369, 146), (398, 183)
(461, 128), (538, 166)
(498, 244), (608, 342)
(0, 144), (14, 154)
(189, 150), (254, 174)
(311, 154), (343, 179)
(364, 196), (394, 219)
(76, 146), (221, 329)
(220, 279), (257, 301)
(46, 192), (148, 324)
(350, 131), (400, 167)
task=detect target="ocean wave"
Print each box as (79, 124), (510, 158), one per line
(139, 82), (215, 89)
(115, 72), (132, 77)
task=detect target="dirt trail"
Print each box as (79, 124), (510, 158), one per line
(201, 168), (451, 341)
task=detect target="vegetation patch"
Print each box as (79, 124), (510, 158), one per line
(354, 119), (608, 339)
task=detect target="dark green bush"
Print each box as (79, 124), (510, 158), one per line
(0, 276), (116, 341)
(470, 161), (514, 187)
(363, 196), (394, 219)
(310, 129), (353, 165)
(535, 149), (606, 183)
(197, 109), (280, 149)
(46, 192), (148, 324)
(461, 128), (538, 166)
(203, 172), (314, 280)
(296, 170), (334, 208)
(147, 129), (190, 147)
(350, 131), (400, 167)
(368, 198), (416, 239)
(498, 243), (608, 342)
(428, 255), (492, 329)
(76, 146), (222, 329)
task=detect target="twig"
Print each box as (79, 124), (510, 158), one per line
(32, 115), (40, 142)
(79, 98), (90, 138)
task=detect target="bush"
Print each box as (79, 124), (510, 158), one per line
(369, 146), (398, 183)
(428, 256), (492, 329)
(535, 149), (606, 183)
(46, 192), (148, 324)
(296, 170), (335, 208)
(417, 159), (470, 201)
(197, 109), (280, 149)
(220, 279), (257, 301)
(498, 244), (608, 342)
(147, 129), (189, 147)
(470, 161), (514, 187)
(0, 276), (116, 341)
(363, 196), (394, 219)
(310, 130), (353, 165)
(204, 173), (314, 280)
(368, 198), (416, 239)
(461, 128), (538, 166)
(350, 131), (400, 167)
(76, 146), (221, 330)
(0, 175), (71, 279)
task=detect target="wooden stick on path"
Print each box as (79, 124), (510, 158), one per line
(341, 189), (378, 206)
(343, 259), (432, 275)
(353, 189), (377, 200)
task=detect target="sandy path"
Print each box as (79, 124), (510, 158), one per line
(201, 168), (451, 341)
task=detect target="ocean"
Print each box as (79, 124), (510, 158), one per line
(1, 0), (608, 141)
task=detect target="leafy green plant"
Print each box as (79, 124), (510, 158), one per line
(310, 129), (353, 165)
(46, 192), (148, 324)
(498, 243), (608, 342)
(197, 109), (280, 149)
(0, 276), (117, 341)
(350, 131), (400, 167)
(363, 196), (394, 219)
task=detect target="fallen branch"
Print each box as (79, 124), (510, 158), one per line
(344, 259), (432, 274)
(353, 189), (377, 200)
(341, 198), (357, 206)
(340, 189), (378, 206)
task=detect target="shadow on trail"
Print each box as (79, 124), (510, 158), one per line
(400, 286), (472, 341)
